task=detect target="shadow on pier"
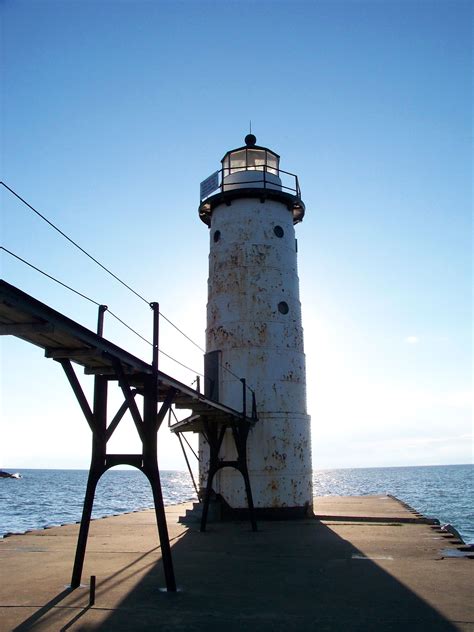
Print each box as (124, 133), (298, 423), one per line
(13, 517), (461, 632)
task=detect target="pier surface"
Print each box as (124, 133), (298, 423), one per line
(0, 495), (472, 631)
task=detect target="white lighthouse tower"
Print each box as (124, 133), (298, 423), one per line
(198, 134), (312, 517)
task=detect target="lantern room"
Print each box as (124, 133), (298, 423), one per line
(198, 134), (305, 226)
(222, 134), (280, 176)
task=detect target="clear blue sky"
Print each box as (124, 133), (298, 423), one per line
(1, 0), (472, 470)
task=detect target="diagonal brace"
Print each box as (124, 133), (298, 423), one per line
(111, 357), (145, 442)
(105, 390), (138, 442)
(155, 387), (177, 432)
(59, 359), (95, 432)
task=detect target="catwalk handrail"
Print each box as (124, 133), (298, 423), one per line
(0, 279), (256, 422)
(200, 165), (301, 202)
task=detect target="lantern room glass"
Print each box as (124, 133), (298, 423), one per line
(222, 147), (280, 177)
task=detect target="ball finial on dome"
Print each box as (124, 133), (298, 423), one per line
(245, 133), (257, 147)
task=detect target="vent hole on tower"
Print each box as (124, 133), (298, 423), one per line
(213, 230), (221, 243)
(273, 225), (284, 238)
(278, 301), (289, 315)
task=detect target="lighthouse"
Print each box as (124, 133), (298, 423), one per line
(198, 134), (312, 516)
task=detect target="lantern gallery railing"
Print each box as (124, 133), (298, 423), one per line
(200, 165), (301, 203)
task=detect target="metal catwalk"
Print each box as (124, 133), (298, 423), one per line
(0, 280), (257, 591)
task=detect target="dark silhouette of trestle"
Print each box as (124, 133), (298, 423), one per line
(0, 280), (257, 592)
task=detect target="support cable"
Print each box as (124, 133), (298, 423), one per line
(1, 183), (256, 392)
(3, 244), (252, 391)
(1, 246), (205, 379)
(1, 182), (205, 353)
(1, 247), (101, 307)
(1, 181), (150, 306)
(159, 349), (205, 380)
(177, 432), (199, 497)
(158, 312), (205, 353)
(180, 428), (200, 461)
(107, 311), (153, 346)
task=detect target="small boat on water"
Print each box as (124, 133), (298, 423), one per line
(0, 470), (21, 479)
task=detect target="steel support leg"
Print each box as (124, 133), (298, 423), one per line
(146, 464), (177, 592)
(241, 466), (257, 532)
(142, 374), (177, 592)
(66, 367), (107, 589)
(71, 466), (102, 588)
(232, 424), (257, 531)
(59, 327), (179, 592)
(200, 422), (225, 532)
(200, 464), (217, 533)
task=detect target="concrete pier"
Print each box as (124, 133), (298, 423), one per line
(0, 496), (472, 631)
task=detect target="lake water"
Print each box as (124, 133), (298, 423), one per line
(312, 464), (473, 543)
(1, 464), (472, 544)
